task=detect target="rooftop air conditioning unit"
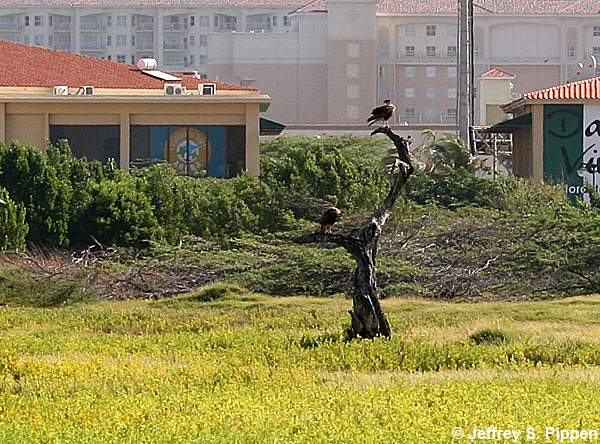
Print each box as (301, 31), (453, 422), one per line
(81, 86), (95, 95)
(53, 85), (69, 96)
(164, 84), (186, 95)
(198, 83), (216, 96)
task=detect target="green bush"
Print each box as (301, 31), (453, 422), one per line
(0, 186), (28, 251)
(405, 169), (504, 208)
(260, 136), (388, 217)
(0, 142), (71, 247)
(74, 176), (163, 247)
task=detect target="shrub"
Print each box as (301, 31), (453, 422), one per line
(0, 187), (28, 251)
(74, 177), (163, 247)
(260, 136), (388, 217)
(0, 142), (71, 247)
(469, 328), (509, 345)
(182, 283), (247, 302)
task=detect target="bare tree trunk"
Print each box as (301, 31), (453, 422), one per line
(296, 127), (413, 339)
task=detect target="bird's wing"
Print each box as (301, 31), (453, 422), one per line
(369, 105), (388, 116)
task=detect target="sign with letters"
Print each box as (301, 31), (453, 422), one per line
(543, 104), (600, 200)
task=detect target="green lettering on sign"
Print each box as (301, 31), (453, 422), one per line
(543, 104), (584, 195)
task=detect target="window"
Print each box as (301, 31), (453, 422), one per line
(199, 35), (207, 46)
(405, 46), (415, 57)
(378, 87), (391, 101)
(594, 47), (600, 56)
(214, 15), (219, 27)
(568, 46), (576, 57)
(107, 55), (112, 60)
(403, 108), (416, 117)
(34, 35), (44, 46)
(23, 35), (30, 44)
(347, 64), (359, 78)
(426, 46), (436, 57)
(117, 54), (126, 63)
(347, 105), (359, 120)
(117, 35), (126, 47)
(190, 35), (195, 45)
(404, 88), (416, 98)
(347, 84), (359, 99)
(131, 55), (135, 64)
(405, 24), (415, 36)
(106, 35), (112, 46)
(131, 15), (136, 27)
(425, 87), (436, 99)
(424, 108), (437, 123)
(34, 16), (42, 26)
(284, 16), (290, 26)
(594, 26), (600, 37)
(190, 54), (195, 65)
(190, 16), (195, 26)
(117, 16), (126, 27)
(426, 25), (436, 36)
(106, 16), (112, 26)
(446, 109), (457, 121)
(49, 15), (53, 26)
(347, 43), (359, 58)
(131, 35), (135, 46)
(199, 16), (209, 27)
(426, 66), (437, 78)
(447, 45), (457, 57)
(447, 87), (457, 99)
(272, 16), (277, 26)
(447, 66), (457, 78)
(447, 25), (457, 37)
(378, 66), (389, 77)
(24, 16), (30, 26)
(405, 66), (416, 78)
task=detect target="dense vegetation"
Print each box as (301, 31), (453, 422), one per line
(0, 135), (598, 300)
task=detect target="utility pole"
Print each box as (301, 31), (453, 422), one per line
(458, 0), (474, 153)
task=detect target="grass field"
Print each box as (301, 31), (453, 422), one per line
(2, 289), (600, 443)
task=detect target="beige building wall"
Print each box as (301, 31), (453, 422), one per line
(0, 97), (265, 175)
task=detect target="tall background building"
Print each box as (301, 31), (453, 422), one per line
(1, 0), (599, 126)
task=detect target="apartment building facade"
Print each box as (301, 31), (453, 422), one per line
(1, 0), (599, 126)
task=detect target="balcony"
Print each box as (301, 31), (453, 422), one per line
(137, 21), (153, 31)
(81, 21), (102, 31)
(399, 114), (457, 125)
(54, 42), (71, 51)
(396, 52), (457, 63)
(163, 41), (187, 50)
(136, 41), (154, 50)
(163, 22), (187, 31)
(0, 22), (22, 32)
(54, 21), (71, 31)
(80, 41), (104, 50)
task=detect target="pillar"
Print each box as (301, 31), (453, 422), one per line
(245, 103), (260, 176)
(120, 113), (130, 171)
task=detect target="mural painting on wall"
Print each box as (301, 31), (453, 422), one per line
(543, 104), (600, 201)
(167, 127), (211, 175)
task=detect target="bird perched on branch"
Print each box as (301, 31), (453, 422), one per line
(320, 207), (341, 233)
(367, 99), (396, 128)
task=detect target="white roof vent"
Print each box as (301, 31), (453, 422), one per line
(136, 58), (158, 71)
(198, 83), (216, 96)
(53, 85), (69, 96)
(164, 84), (186, 96)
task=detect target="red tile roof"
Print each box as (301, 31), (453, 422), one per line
(296, 0), (600, 15)
(480, 68), (516, 79)
(0, 0), (308, 6)
(0, 39), (254, 91)
(522, 76), (600, 100)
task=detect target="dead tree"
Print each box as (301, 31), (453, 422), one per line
(296, 127), (414, 339)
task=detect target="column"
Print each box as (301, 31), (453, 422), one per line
(0, 103), (5, 144)
(120, 113), (130, 171)
(154, 11), (164, 65)
(244, 103), (260, 176)
(531, 104), (544, 183)
(73, 9), (80, 53)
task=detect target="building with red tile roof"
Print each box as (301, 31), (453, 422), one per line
(0, 39), (271, 177)
(479, 68), (516, 79)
